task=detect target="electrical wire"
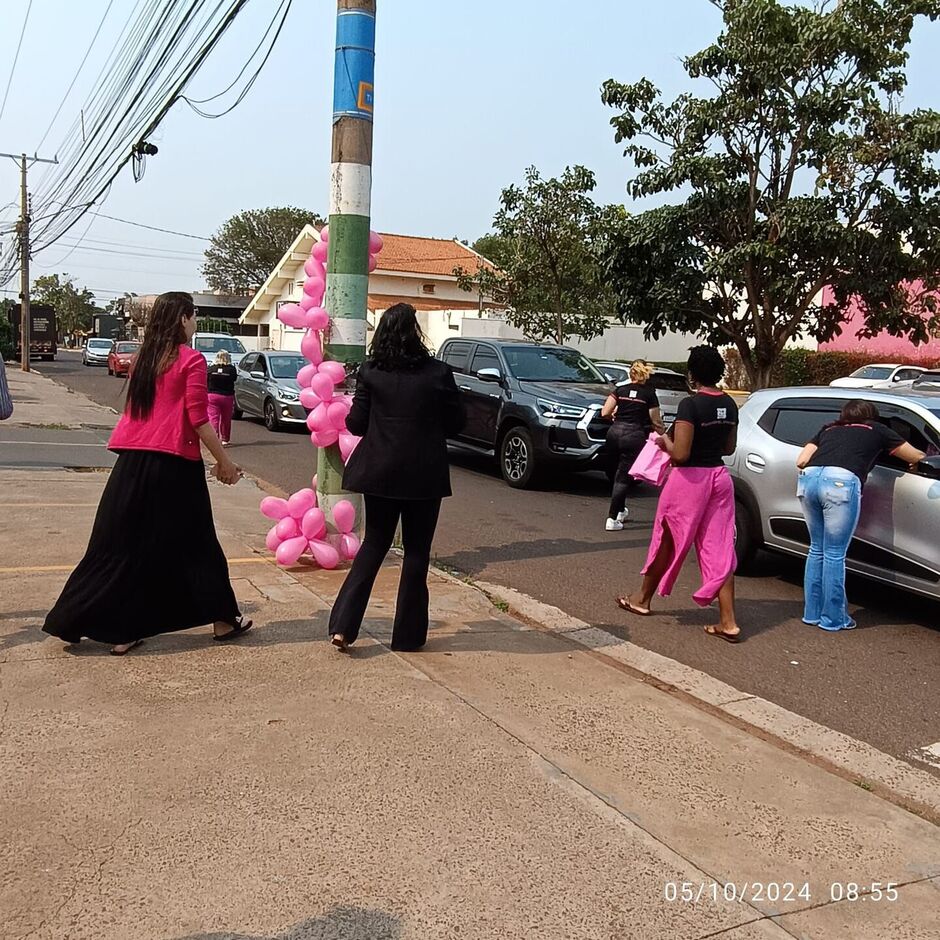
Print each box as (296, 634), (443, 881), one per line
(89, 211), (210, 240)
(0, 0), (35, 129)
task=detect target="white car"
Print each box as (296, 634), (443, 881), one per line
(829, 363), (925, 389)
(191, 333), (247, 369)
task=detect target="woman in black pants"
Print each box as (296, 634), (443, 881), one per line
(601, 360), (664, 530)
(328, 303), (465, 651)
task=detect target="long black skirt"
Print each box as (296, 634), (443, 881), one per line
(43, 450), (241, 645)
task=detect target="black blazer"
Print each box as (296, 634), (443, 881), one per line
(342, 358), (465, 500)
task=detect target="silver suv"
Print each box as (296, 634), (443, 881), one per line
(728, 386), (940, 599)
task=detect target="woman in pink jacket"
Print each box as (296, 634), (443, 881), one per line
(43, 292), (252, 655)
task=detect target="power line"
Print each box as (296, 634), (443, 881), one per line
(90, 211), (211, 241)
(34, 0), (119, 153)
(0, 0), (35, 129)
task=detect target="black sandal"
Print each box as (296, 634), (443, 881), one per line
(213, 618), (253, 642)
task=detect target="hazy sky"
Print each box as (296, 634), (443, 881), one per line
(0, 0), (938, 304)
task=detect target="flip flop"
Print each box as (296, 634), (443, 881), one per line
(616, 596), (651, 616)
(704, 625), (742, 644)
(110, 639), (143, 656)
(213, 618), (253, 642)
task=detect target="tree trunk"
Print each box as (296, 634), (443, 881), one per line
(735, 339), (775, 391)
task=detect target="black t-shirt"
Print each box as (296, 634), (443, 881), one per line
(207, 363), (237, 395)
(676, 391), (738, 467)
(612, 381), (659, 433)
(806, 421), (904, 484)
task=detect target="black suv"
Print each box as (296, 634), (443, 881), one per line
(438, 338), (612, 488)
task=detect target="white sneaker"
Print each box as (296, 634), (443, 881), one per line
(605, 518), (624, 531)
(616, 509), (629, 523)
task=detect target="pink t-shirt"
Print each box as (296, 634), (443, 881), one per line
(109, 345), (209, 461)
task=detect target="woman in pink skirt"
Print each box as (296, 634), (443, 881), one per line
(616, 346), (741, 642)
(207, 350), (236, 445)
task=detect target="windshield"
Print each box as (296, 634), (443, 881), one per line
(195, 335), (246, 354)
(504, 346), (606, 383)
(88, 339), (112, 349)
(851, 366), (892, 380)
(115, 343), (139, 354)
(268, 355), (306, 379)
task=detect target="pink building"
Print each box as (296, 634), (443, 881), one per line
(819, 285), (940, 361)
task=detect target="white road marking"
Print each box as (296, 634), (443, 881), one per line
(909, 741), (940, 768)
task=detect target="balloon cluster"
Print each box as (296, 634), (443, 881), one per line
(259, 225), (383, 567)
(261, 483), (359, 570)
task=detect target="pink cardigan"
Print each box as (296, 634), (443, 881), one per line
(109, 346), (209, 461)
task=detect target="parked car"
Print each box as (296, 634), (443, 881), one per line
(829, 363), (925, 389)
(438, 339), (612, 488)
(912, 370), (940, 390)
(107, 341), (140, 377)
(728, 385), (940, 599)
(234, 351), (308, 431)
(594, 361), (688, 424)
(82, 338), (113, 366)
(192, 333), (248, 369)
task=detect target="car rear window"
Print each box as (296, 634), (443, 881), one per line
(115, 343), (139, 354)
(649, 372), (687, 392)
(759, 402), (841, 446)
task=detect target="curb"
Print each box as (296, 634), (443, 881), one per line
(430, 565), (940, 826)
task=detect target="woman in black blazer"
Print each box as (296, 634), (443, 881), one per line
(329, 303), (465, 651)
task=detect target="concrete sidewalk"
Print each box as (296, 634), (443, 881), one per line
(1, 370), (938, 939)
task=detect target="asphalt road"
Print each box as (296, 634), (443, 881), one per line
(35, 351), (940, 775)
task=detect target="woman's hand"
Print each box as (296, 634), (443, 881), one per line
(214, 457), (242, 486)
(655, 434), (674, 454)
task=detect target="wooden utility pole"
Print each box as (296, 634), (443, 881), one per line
(1, 151), (58, 371)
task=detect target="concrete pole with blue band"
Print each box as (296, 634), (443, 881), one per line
(318, 0), (376, 521)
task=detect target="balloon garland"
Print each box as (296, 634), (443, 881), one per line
(259, 226), (384, 568)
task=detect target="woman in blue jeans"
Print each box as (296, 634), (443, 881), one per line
(795, 401), (924, 632)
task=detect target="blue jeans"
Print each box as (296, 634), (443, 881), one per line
(798, 466), (861, 631)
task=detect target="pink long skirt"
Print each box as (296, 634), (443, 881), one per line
(643, 465), (736, 606)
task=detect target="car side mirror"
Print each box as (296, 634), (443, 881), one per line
(477, 368), (503, 384)
(250, 371), (265, 380)
(916, 455), (940, 479)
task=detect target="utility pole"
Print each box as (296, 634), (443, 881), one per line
(318, 0), (376, 519)
(1, 151), (58, 371)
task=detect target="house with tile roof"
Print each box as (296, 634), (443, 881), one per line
(239, 225), (502, 353)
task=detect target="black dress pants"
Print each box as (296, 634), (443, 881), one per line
(607, 422), (646, 518)
(328, 495), (442, 649)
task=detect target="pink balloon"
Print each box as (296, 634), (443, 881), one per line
(327, 400), (349, 431)
(287, 488), (316, 519)
(276, 516), (301, 539)
(275, 536), (308, 567)
(265, 525), (282, 552)
(301, 330), (323, 365)
(260, 496), (290, 520)
(299, 293), (317, 311)
(317, 360), (346, 384)
(319, 224), (329, 242)
(368, 255), (377, 273)
(311, 241), (329, 263)
(303, 275), (325, 299)
(297, 363), (318, 387)
(309, 539), (340, 570)
(310, 371), (336, 401)
(301, 507), (326, 540)
(332, 498), (356, 534)
(338, 431), (360, 462)
(311, 427), (339, 448)
(277, 303), (307, 328)
(312, 473), (318, 490)
(369, 231), (383, 253)
(339, 533), (361, 560)
(299, 387), (320, 410)
(305, 307), (330, 331)
(304, 256), (325, 279)
(307, 402), (331, 432)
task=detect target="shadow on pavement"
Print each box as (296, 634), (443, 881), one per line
(171, 905), (404, 940)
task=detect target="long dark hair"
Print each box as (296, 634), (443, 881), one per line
(368, 303), (430, 371)
(127, 291), (195, 419)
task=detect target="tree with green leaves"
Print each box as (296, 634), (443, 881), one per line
(31, 274), (98, 336)
(598, 0), (940, 389)
(203, 206), (324, 295)
(456, 166), (616, 344)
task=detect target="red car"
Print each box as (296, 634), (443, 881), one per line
(107, 341), (141, 377)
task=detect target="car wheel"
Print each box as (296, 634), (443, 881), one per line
(263, 398), (281, 432)
(107, 366), (113, 375)
(500, 426), (538, 488)
(734, 498), (761, 572)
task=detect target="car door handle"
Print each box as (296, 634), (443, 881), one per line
(459, 385), (471, 391)
(745, 453), (766, 473)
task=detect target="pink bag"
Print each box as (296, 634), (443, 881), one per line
(629, 433), (672, 486)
